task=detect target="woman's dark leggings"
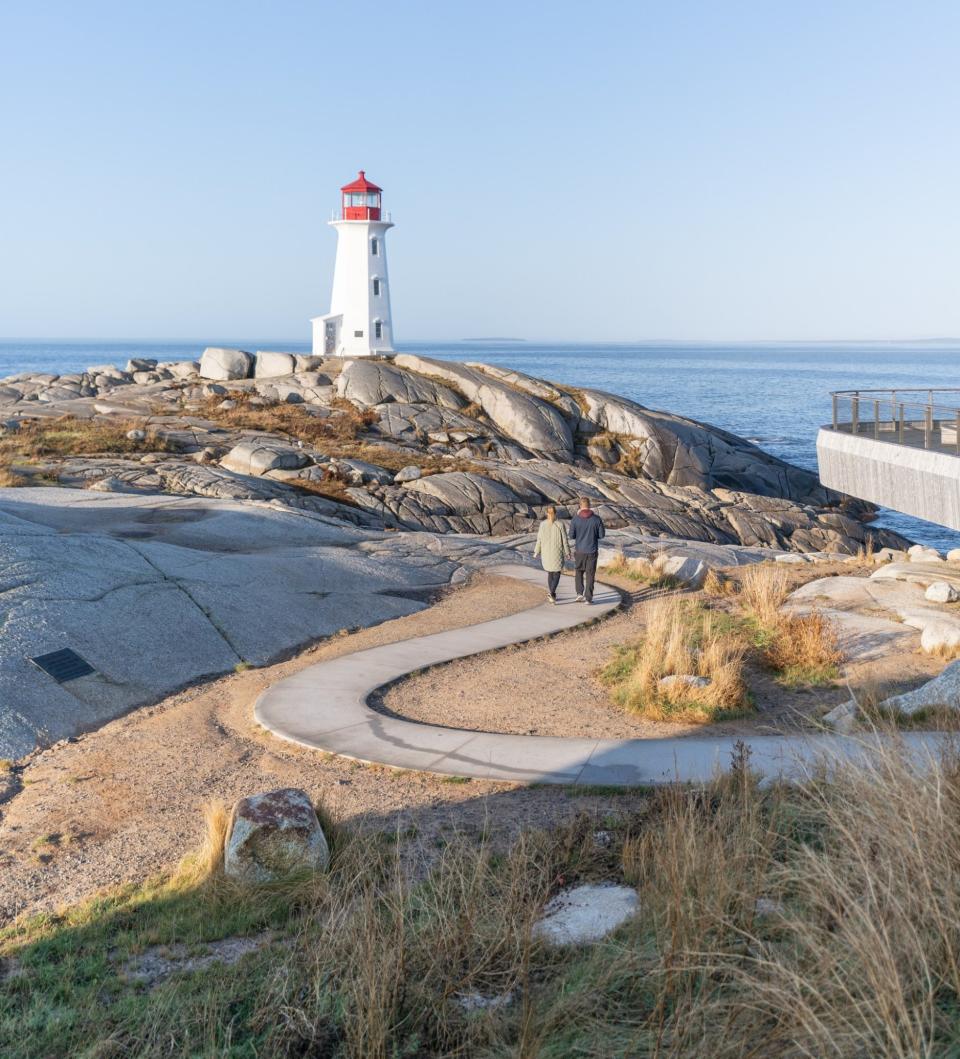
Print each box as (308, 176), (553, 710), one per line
(546, 570), (561, 596)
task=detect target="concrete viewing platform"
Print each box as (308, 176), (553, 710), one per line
(256, 564), (947, 786)
(818, 387), (960, 531)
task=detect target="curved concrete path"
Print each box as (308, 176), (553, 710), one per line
(256, 564), (945, 785)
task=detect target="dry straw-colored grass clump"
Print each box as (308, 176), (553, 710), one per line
(741, 562), (845, 685)
(601, 595), (750, 721)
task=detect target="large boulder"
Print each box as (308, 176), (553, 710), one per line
(254, 351), (296, 378)
(658, 555), (708, 588)
(220, 440), (311, 477)
(926, 582), (960, 604)
(879, 660), (960, 717)
(199, 347), (253, 381)
(224, 788), (330, 882)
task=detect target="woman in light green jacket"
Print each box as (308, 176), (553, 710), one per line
(533, 505), (571, 604)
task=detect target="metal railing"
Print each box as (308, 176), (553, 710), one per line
(329, 209), (393, 222)
(829, 388), (960, 457)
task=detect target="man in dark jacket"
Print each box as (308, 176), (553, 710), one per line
(567, 496), (605, 603)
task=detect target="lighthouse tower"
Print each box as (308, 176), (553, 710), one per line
(311, 171), (395, 358)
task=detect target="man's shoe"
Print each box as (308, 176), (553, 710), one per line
(576, 594), (585, 602)
(549, 595), (557, 605)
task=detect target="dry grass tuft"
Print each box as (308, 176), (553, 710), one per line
(740, 562), (791, 627)
(740, 563), (844, 685)
(703, 567), (738, 597)
(0, 416), (168, 462)
(199, 392), (376, 445)
(0, 465), (29, 487)
(763, 608), (845, 685)
(601, 596), (750, 721)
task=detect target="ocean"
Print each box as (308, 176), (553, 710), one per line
(2, 338), (958, 550)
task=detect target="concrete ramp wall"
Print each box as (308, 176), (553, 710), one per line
(817, 429), (960, 531)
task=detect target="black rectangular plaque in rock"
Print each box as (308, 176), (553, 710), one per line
(29, 648), (96, 683)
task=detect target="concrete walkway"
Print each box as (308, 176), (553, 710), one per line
(255, 563), (945, 785)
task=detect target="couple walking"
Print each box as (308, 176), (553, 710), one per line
(533, 497), (605, 604)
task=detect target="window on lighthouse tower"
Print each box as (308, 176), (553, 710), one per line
(371, 237), (379, 256)
(375, 321), (383, 339)
(372, 278), (381, 296)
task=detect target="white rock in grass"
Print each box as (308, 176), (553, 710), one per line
(455, 990), (515, 1012)
(224, 788), (329, 883)
(926, 581), (960, 604)
(658, 674), (710, 689)
(822, 699), (858, 733)
(394, 465), (422, 483)
(659, 555), (708, 588)
(533, 883), (638, 946)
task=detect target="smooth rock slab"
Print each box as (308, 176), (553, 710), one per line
(533, 884), (639, 945)
(224, 788), (329, 882)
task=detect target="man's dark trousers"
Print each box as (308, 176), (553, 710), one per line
(575, 552), (598, 602)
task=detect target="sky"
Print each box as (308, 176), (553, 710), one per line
(1, 0), (959, 343)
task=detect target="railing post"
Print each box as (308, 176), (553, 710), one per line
(956, 411), (960, 457)
(925, 404), (933, 449)
(873, 399), (880, 439)
(832, 394), (838, 431)
(899, 403), (905, 444)
(851, 396), (859, 436)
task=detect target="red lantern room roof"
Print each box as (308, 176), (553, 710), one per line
(340, 170), (382, 193)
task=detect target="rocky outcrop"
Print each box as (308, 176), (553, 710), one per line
(224, 788), (330, 882)
(393, 354), (574, 454)
(0, 351), (907, 561)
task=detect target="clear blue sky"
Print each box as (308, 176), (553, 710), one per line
(2, 0), (958, 342)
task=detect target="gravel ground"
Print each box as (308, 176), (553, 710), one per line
(0, 572), (654, 924)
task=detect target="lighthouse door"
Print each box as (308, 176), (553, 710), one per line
(324, 320), (338, 355)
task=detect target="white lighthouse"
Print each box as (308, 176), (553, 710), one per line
(311, 171), (395, 358)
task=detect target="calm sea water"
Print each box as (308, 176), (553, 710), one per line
(2, 338), (958, 550)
